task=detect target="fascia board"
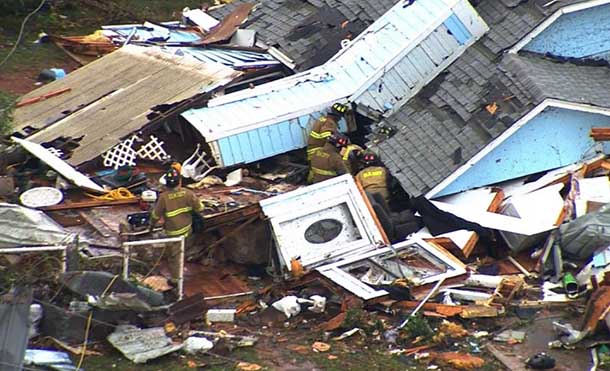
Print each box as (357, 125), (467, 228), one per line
(426, 99), (610, 199)
(12, 137), (106, 193)
(509, 0), (610, 54)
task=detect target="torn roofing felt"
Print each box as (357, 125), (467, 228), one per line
(10, 45), (242, 168)
(209, 0), (397, 71)
(372, 0), (608, 198)
(183, 0), (488, 167)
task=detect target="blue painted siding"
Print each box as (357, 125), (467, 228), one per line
(443, 14), (471, 45)
(183, 0), (488, 167)
(216, 114), (348, 166)
(523, 4), (610, 60)
(436, 107), (610, 196)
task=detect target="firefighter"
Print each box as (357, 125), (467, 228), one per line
(306, 102), (348, 161)
(356, 150), (390, 204)
(341, 141), (364, 174)
(150, 168), (204, 282)
(308, 132), (349, 184)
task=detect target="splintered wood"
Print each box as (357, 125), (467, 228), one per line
(590, 127), (610, 141)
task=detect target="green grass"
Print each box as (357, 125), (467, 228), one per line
(80, 347), (263, 371)
(0, 0), (210, 75)
(0, 42), (68, 73)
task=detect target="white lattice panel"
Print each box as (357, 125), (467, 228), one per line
(136, 135), (169, 161)
(47, 147), (63, 158)
(103, 136), (137, 169)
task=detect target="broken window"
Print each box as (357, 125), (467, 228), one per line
(317, 238), (467, 300)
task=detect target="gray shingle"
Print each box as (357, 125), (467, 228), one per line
(210, 0), (394, 71)
(372, 0), (610, 197)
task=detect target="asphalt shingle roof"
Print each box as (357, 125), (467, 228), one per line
(209, 0), (396, 71)
(501, 53), (610, 108)
(372, 0), (607, 197)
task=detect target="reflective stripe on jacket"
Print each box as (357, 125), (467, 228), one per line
(151, 187), (204, 236)
(308, 143), (347, 184)
(356, 166), (389, 202)
(306, 116), (338, 158)
(341, 144), (363, 174)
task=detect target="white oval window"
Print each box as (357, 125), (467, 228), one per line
(304, 219), (343, 244)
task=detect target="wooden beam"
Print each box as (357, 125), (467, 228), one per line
(41, 198), (139, 211)
(354, 177), (390, 245)
(590, 127), (610, 141)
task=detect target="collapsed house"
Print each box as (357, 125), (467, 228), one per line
(373, 0), (610, 198)
(6, 1), (610, 370)
(9, 45), (242, 170)
(181, 0), (488, 167)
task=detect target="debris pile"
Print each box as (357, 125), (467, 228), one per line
(5, 0), (610, 370)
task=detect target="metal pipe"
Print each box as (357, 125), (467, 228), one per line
(122, 245), (130, 280)
(0, 246), (67, 253)
(60, 248), (67, 273)
(178, 236), (185, 300)
(121, 236), (185, 299)
(204, 291), (255, 301)
(508, 256), (533, 278)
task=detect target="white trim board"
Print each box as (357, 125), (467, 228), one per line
(430, 200), (556, 236)
(426, 99), (610, 198)
(12, 137), (106, 193)
(509, 0), (610, 54)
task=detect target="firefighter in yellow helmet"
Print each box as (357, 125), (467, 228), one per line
(150, 167), (204, 282)
(306, 103), (348, 161)
(308, 132), (349, 184)
(356, 150), (390, 204)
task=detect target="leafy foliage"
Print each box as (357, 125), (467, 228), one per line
(0, 0), (47, 16)
(0, 92), (16, 135)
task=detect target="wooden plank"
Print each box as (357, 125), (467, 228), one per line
(419, 240), (466, 270)
(354, 177), (390, 245)
(41, 198), (139, 211)
(461, 233), (479, 258)
(423, 237), (466, 261)
(393, 301), (465, 316)
(583, 156), (607, 175)
(486, 344), (529, 371)
(79, 210), (116, 238)
(201, 4), (255, 44)
(487, 189), (504, 212)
